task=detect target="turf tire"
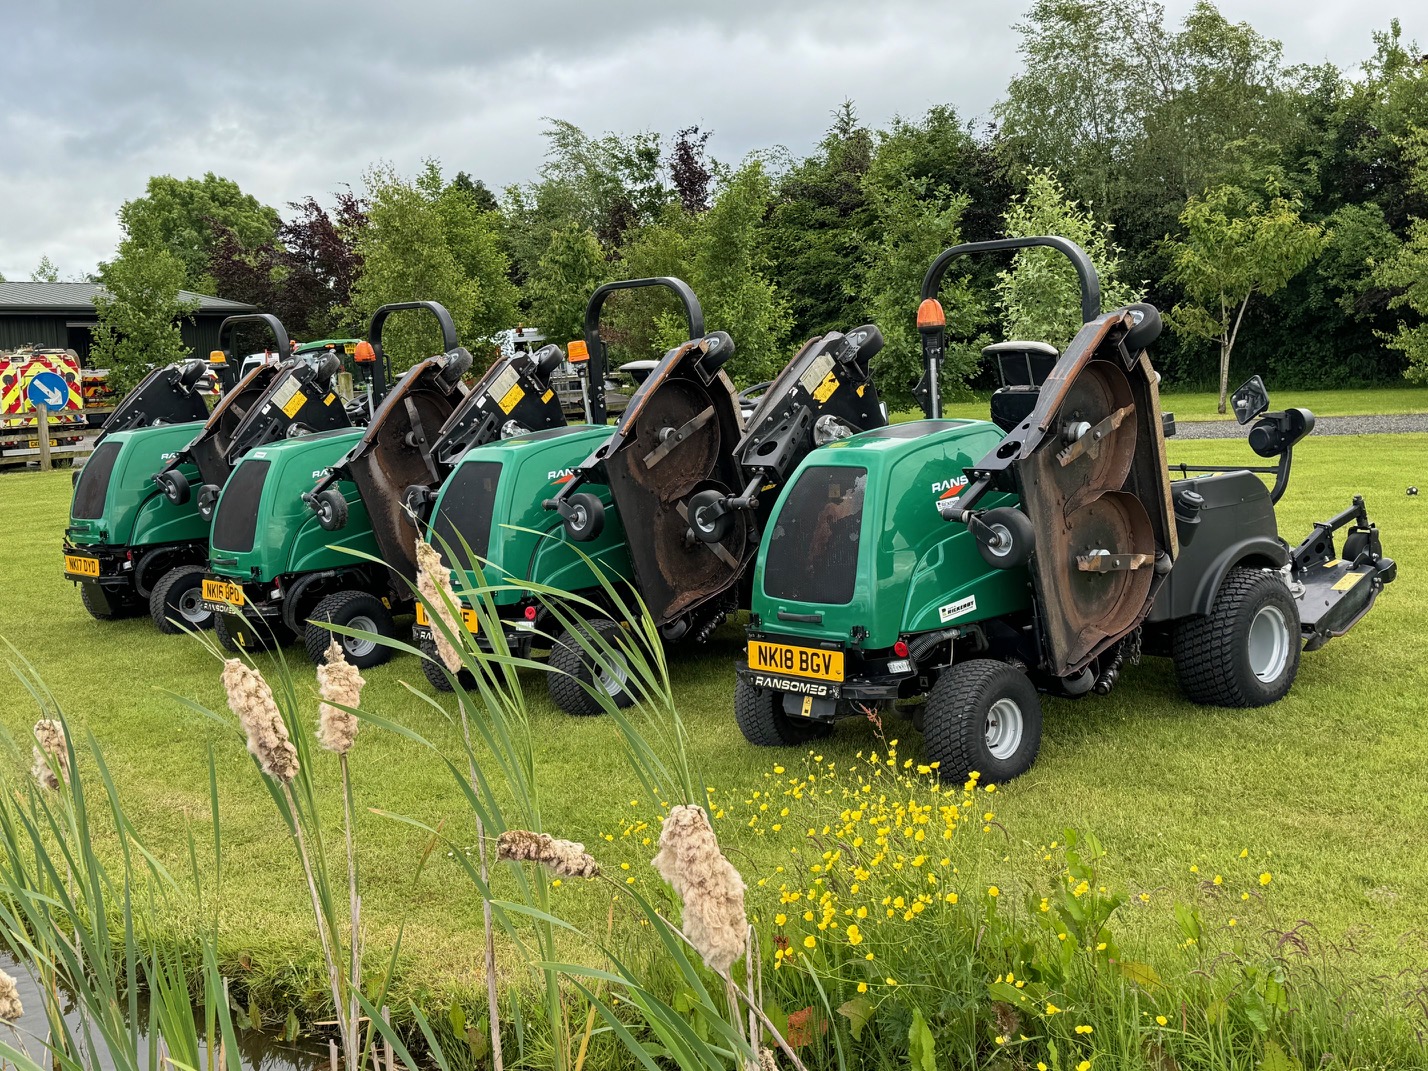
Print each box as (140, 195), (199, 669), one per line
(214, 611), (292, 653)
(1173, 566), (1301, 707)
(149, 565), (214, 634)
(304, 590), (396, 669)
(733, 677), (834, 746)
(547, 619), (634, 717)
(419, 636), (474, 692)
(923, 659), (1042, 784)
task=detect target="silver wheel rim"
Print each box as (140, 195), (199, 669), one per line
(178, 586), (209, 624)
(342, 615), (378, 659)
(984, 697), (1024, 760)
(985, 523), (1014, 558)
(597, 654), (629, 697)
(1248, 604), (1289, 683)
(571, 504), (588, 531)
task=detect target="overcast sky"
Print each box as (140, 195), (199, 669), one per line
(0, 0), (1415, 283)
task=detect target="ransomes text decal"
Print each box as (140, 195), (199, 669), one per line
(548, 468), (575, 484)
(933, 475), (969, 501)
(749, 673), (836, 697)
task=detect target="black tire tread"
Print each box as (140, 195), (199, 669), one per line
(419, 637), (457, 692)
(149, 565), (211, 634)
(213, 612), (243, 653)
(547, 619), (632, 717)
(733, 677), (834, 746)
(303, 589), (395, 668)
(1173, 567), (1300, 707)
(923, 659), (1042, 784)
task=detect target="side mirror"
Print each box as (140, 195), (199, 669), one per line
(1231, 375), (1270, 425)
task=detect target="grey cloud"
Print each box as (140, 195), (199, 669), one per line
(0, 0), (1417, 280)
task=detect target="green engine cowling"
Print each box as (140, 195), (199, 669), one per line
(207, 429), (380, 585)
(63, 422), (212, 612)
(744, 420), (1030, 704)
(425, 425), (631, 620)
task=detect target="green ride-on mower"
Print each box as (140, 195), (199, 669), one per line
(416, 277), (708, 703)
(200, 302), (470, 663)
(61, 314), (327, 627)
(734, 236), (1396, 783)
(62, 353), (220, 617)
(541, 281), (890, 714)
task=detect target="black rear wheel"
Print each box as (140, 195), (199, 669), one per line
(304, 590), (396, 668)
(419, 636), (475, 692)
(1173, 567), (1301, 707)
(923, 660), (1043, 783)
(733, 677), (834, 746)
(547, 619), (633, 716)
(214, 611), (293, 654)
(149, 565), (214, 634)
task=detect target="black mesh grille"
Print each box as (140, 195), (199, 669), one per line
(764, 466), (866, 605)
(431, 461), (501, 565)
(211, 460), (269, 553)
(72, 441), (121, 519)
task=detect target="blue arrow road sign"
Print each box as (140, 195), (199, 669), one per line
(27, 371), (70, 410)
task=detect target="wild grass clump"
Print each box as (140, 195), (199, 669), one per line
(595, 744), (1428, 1070)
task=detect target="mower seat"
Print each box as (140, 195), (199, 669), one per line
(987, 341), (1059, 433)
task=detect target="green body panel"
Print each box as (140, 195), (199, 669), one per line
(751, 420), (1031, 650)
(209, 430), (379, 583)
(67, 422), (208, 549)
(430, 426), (631, 607)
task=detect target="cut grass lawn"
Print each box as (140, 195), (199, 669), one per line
(1, 430), (1426, 1016)
(904, 384), (1428, 423)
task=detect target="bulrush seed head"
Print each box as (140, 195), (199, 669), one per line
(316, 639), (363, 754)
(31, 718), (69, 790)
(222, 659), (299, 784)
(652, 804), (748, 974)
(0, 967), (22, 1020)
(415, 538), (463, 673)
(497, 829), (601, 879)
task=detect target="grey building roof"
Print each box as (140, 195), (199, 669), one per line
(0, 281), (255, 315)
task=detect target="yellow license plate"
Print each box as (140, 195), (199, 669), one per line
(29, 439), (60, 448)
(415, 603), (479, 633)
(747, 640), (844, 682)
(201, 578), (246, 607)
(64, 554), (99, 578)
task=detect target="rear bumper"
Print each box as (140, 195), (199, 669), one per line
(62, 540), (133, 589)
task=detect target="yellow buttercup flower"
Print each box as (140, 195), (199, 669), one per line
(1156, 1015), (1168, 1026)
(987, 886), (1000, 898)
(803, 935), (816, 949)
(1075, 1024), (1093, 1034)
(1260, 872), (1273, 886)
(775, 913), (787, 926)
(857, 982), (868, 993)
(1077, 1062), (1091, 1071)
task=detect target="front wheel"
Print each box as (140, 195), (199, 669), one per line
(923, 660), (1043, 783)
(149, 565), (214, 634)
(155, 470), (190, 505)
(547, 619), (633, 716)
(733, 677), (834, 746)
(214, 611), (293, 653)
(304, 590), (396, 668)
(1173, 567), (1301, 707)
(563, 493), (605, 543)
(312, 488), (349, 532)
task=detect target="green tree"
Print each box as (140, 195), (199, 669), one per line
(1374, 130), (1428, 382)
(616, 160), (793, 383)
(348, 164), (480, 372)
(90, 240), (199, 393)
(117, 173), (280, 292)
(859, 141), (984, 407)
(995, 169), (1144, 347)
(1166, 185), (1328, 410)
(425, 163), (520, 341)
(525, 225), (607, 347)
(30, 256), (60, 282)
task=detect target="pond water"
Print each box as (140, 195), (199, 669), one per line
(1, 954), (327, 1071)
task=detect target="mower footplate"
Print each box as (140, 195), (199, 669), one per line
(1298, 556), (1395, 652)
